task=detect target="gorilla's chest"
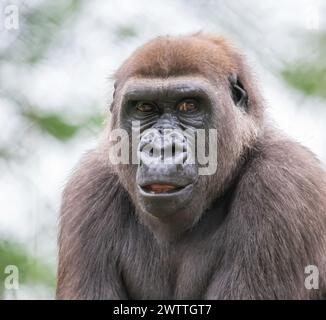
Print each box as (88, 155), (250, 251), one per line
(120, 235), (218, 299)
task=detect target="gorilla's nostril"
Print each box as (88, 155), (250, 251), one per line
(172, 143), (176, 156)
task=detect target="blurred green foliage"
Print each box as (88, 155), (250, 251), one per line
(115, 25), (138, 40)
(282, 32), (326, 100)
(23, 109), (104, 141)
(0, 0), (95, 298)
(282, 64), (326, 99)
(24, 110), (78, 141)
(0, 239), (56, 298)
(0, 0), (82, 64)
(24, 110), (81, 141)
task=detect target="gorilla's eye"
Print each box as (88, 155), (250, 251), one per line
(177, 99), (198, 113)
(135, 101), (156, 113)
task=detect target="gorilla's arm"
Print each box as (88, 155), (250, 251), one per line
(207, 133), (326, 299)
(56, 151), (130, 299)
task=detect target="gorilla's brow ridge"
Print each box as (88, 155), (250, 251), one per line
(121, 77), (216, 102)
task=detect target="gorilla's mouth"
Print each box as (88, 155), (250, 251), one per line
(141, 184), (185, 194)
(137, 182), (195, 217)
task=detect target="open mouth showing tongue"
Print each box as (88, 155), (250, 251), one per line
(142, 184), (183, 194)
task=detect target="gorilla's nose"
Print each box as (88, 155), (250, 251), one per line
(139, 128), (190, 166)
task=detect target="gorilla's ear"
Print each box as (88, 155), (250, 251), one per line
(109, 102), (114, 113)
(110, 81), (118, 112)
(229, 74), (248, 111)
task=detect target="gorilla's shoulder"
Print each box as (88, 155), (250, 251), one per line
(254, 128), (323, 173)
(239, 127), (326, 208)
(61, 149), (132, 221)
(63, 149), (118, 196)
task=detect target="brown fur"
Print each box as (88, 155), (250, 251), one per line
(57, 33), (326, 299)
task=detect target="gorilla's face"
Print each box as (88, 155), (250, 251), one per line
(111, 75), (249, 223)
(128, 78), (208, 218)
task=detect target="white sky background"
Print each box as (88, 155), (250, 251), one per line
(0, 0), (325, 298)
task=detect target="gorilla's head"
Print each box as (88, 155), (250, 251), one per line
(108, 34), (263, 238)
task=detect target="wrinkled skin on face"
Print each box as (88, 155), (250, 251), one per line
(120, 77), (211, 220)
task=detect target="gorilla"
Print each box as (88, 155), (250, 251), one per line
(57, 33), (326, 299)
